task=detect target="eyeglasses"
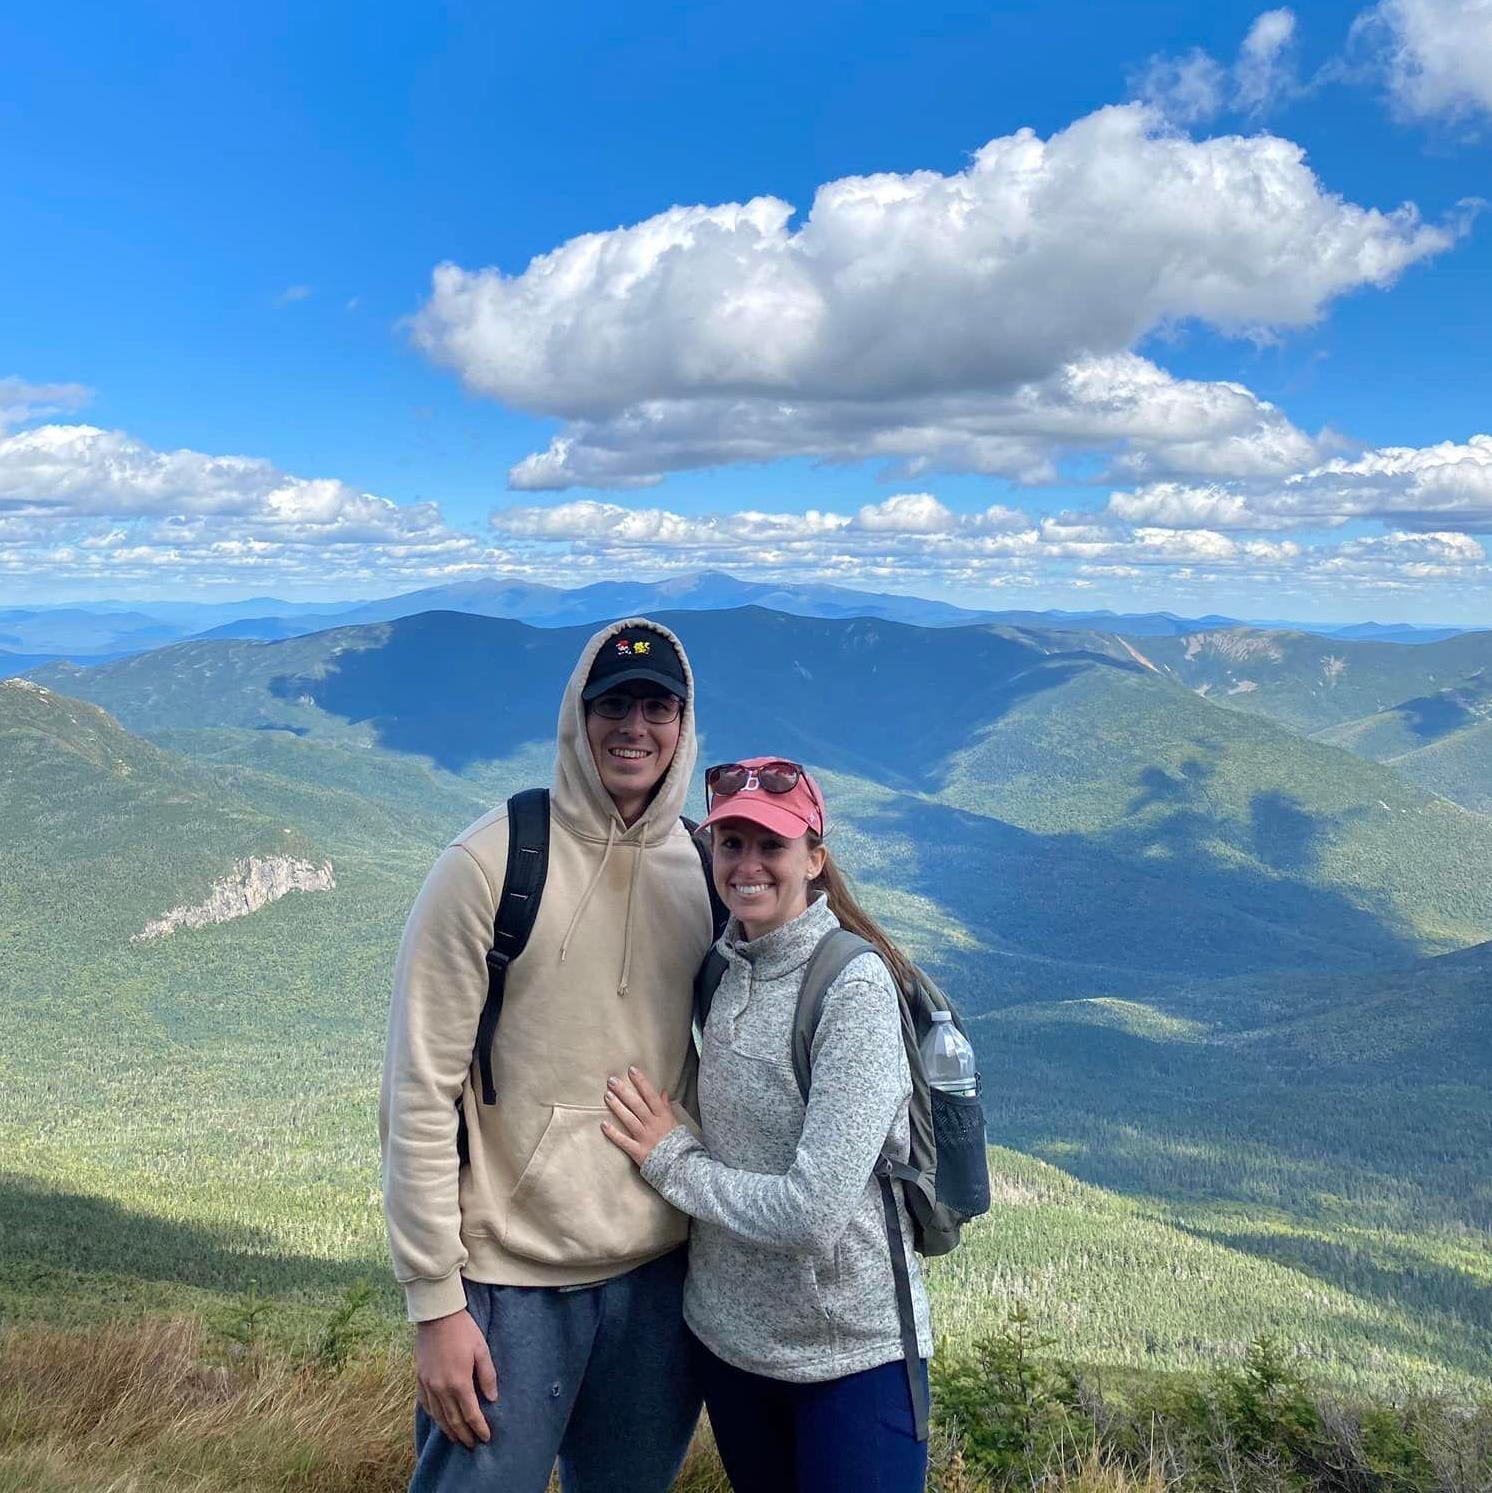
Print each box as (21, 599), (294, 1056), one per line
(705, 759), (817, 807)
(589, 692), (682, 724)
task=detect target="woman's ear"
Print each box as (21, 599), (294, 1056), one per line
(806, 841), (828, 883)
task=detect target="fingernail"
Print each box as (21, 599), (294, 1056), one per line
(628, 1065), (638, 1076)
(607, 1075), (618, 1087)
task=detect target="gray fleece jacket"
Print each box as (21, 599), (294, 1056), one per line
(640, 894), (934, 1382)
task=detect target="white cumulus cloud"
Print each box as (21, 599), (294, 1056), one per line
(504, 353), (1329, 492)
(1131, 51), (1230, 125)
(1355, 0), (1492, 123)
(1137, 9), (1300, 123)
(415, 103), (1453, 492)
(1309, 529), (1488, 582)
(1236, 10), (1301, 113)
(0, 377), (92, 431)
(482, 490), (1485, 603)
(1108, 482), (1285, 530)
(0, 420), (514, 591)
(1109, 434), (1492, 532)
(0, 424), (451, 542)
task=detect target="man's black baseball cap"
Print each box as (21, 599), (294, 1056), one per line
(582, 625), (688, 702)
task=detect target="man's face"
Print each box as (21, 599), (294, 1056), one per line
(585, 684), (683, 816)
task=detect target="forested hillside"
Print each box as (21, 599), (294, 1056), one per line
(1133, 626), (1492, 732)
(973, 942), (1492, 1372)
(33, 608), (1492, 979)
(1128, 627), (1492, 815)
(6, 607), (1492, 1398)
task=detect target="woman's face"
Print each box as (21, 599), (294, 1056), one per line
(710, 819), (827, 940)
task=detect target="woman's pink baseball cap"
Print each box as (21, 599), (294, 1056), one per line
(700, 756), (826, 839)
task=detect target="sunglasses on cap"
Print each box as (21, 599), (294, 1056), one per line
(705, 759), (820, 810)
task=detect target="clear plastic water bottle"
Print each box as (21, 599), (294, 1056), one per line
(920, 1010), (978, 1097)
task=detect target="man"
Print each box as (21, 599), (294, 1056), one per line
(380, 618), (716, 1493)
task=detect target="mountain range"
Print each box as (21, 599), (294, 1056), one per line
(26, 606), (1492, 987)
(2, 572), (1473, 674)
(5, 601), (1491, 1389)
(1125, 627), (1492, 814)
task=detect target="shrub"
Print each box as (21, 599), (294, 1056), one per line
(313, 1279), (378, 1374)
(932, 1312), (1488, 1493)
(932, 1303), (1089, 1486)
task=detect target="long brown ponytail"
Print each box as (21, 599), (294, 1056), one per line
(807, 833), (917, 996)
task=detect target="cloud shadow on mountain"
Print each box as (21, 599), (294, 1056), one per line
(836, 784), (1415, 1014)
(269, 611), (574, 772)
(1184, 1223), (1492, 1339)
(0, 1172), (386, 1303)
(1247, 790), (1322, 876)
(977, 1030), (1492, 1336)
(269, 606), (1149, 782)
(1395, 693), (1474, 743)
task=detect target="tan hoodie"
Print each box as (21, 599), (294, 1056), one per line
(379, 618), (715, 1321)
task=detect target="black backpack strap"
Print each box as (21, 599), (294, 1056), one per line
(681, 815), (729, 939)
(789, 929), (877, 1101)
(683, 813), (730, 1049)
(876, 1158), (930, 1441)
(475, 788), (550, 1105)
(693, 947), (730, 1037)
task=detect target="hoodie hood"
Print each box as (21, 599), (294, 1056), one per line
(553, 616), (698, 842)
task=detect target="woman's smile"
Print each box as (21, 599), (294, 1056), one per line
(711, 821), (827, 938)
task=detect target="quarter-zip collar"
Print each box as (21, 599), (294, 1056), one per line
(722, 893), (838, 983)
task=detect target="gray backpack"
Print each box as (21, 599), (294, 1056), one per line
(694, 928), (991, 1440)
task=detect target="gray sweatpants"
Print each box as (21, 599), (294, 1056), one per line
(409, 1247), (701, 1493)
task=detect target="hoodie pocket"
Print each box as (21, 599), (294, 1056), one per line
(500, 1104), (686, 1267)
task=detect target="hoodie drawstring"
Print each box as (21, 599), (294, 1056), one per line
(558, 818), (616, 964)
(616, 821), (647, 999)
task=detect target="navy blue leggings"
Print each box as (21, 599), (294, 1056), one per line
(696, 1336), (929, 1493)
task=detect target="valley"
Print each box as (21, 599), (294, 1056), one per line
(3, 604), (1491, 1397)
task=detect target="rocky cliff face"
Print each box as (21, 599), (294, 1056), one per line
(134, 855), (335, 941)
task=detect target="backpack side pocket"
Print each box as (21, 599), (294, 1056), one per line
(929, 1088), (990, 1219)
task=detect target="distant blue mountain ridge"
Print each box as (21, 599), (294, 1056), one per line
(0, 572), (1473, 674)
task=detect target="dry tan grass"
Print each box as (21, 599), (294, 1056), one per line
(924, 1425), (1178, 1493)
(1062, 1450), (1175, 1493)
(7, 1318), (1384, 1493)
(0, 1317), (412, 1492)
(0, 1317), (741, 1493)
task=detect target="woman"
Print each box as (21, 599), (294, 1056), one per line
(601, 756), (932, 1493)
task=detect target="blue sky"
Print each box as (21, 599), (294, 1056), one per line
(3, 0), (1491, 619)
